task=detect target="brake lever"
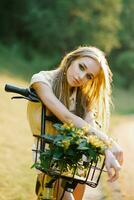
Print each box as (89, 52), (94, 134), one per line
(11, 95), (39, 102)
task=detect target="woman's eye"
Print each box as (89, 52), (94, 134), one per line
(79, 64), (85, 71)
(86, 74), (92, 80)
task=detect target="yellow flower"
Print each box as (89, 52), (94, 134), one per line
(69, 122), (74, 128)
(87, 135), (106, 148)
(61, 122), (75, 131)
(76, 129), (84, 136)
(104, 140), (113, 148)
(62, 140), (70, 150)
(61, 123), (71, 130)
(82, 125), (90, 133)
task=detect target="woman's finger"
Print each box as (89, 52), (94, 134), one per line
(105, 164), (113, 182)
(109, 169), (119, 182)
(119, 151), (123, 165)
(106, 158), (121, 182)
(114, 151), (124, 166)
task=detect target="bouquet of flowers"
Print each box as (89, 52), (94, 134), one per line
(33, 123), (109, 179)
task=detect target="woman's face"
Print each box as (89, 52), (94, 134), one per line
(67, 57), (101, 87)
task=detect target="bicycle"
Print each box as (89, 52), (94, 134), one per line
(5, 83), (106, 200)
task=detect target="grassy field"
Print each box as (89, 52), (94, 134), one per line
(0, 74), (36, 200)
(112, 87), (134, 115)
(0, 43), (59, 82)
(0, 72), (134, 200)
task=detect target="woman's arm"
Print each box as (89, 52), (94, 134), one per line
(33, 83), (108, 140)
(84, 111), (122, 182)
(84, 111), (96, 127)
(33, 82), (119, 145)
(33, 82), (123, 164)
(33, 82), (92, 128)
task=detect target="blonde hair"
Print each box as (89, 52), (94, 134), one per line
(53, 46), (113, 132)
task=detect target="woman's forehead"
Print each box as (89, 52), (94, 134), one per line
(76, 56), (98, 64)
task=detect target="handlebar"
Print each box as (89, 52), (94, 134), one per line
(5, 84), (30, 96)
(5, 84), (39, 102)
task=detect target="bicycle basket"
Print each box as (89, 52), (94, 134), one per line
(32, 133), (105, 188)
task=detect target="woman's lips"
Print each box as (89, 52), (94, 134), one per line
(72, 77), (80, 84)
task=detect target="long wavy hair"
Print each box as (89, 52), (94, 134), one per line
(52, 46), (113, 132)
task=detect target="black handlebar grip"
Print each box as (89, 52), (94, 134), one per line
(5, 84), (29, 97)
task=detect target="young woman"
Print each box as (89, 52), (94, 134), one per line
(27, 46), (123, 200)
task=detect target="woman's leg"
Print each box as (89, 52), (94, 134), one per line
(73, 184), (86, 200)
(58, 184), (74, 200)
(63, 192), (75, 200)
(58, 181), (86, 200)
(36, 175), (86, 200)
(35, 173), (44, 199)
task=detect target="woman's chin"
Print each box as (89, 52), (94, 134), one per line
(68, 82), (78, 87)
(67, 79), (81, 87)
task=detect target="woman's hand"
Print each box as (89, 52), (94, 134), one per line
(105, 149), (121, 182)
(109, 140), (124, 166)
(89, 126), (124, 166)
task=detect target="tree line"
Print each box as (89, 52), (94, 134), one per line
(0, 0), (133, 88)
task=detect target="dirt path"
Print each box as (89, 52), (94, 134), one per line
(83, 115), (134, 200)
(111, 115), (134, 200)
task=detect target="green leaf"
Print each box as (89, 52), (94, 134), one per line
(53, 148), (63, 159)
(53, 134), (65, 143)
(53, 123), (64, 131)
(77, 140), (88, 150)
(31, 163), (36, 169)
(65, 149), (75, 156)
(77, 146), (89, 150)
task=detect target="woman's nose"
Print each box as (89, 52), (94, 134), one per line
(78, 71), (86, 80)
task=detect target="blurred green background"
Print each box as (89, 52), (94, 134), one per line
(0, 0), (134, 114)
